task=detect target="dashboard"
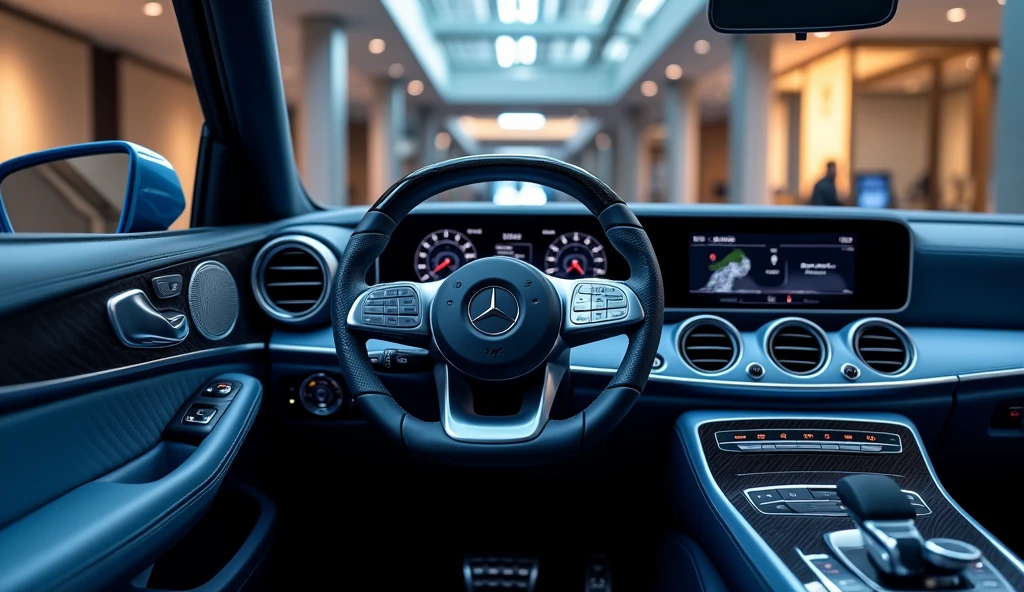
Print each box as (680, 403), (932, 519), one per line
(377, 213), (912, 311)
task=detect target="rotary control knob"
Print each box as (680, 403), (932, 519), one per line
(299, 373), (344, 416)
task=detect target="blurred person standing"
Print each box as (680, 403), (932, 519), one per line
(810, 161), (841, 206)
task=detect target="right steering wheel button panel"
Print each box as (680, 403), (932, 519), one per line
(571, 283), (628, 325)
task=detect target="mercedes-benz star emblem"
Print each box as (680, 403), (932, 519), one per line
(468, 287), (520, 336)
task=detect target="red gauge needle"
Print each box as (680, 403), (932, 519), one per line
(569, 259), (585, 275)
(433, 257), (452, 273)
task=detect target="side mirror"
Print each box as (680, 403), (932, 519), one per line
(0, 141), (186, 234)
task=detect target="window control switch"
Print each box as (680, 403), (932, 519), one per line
(182, 404), (217, 425)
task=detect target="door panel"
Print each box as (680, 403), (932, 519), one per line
(0, 230), (273, 592)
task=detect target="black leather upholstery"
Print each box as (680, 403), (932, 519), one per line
(653, 534), (732, 592)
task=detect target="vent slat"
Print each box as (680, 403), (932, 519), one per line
(258, 245), (327, 317)
(855, 324), (909, 374)
(680, 321), (738, 373)
(769, 322), (825, 375)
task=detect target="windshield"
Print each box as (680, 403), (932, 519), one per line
(274, 0), (1007, 211)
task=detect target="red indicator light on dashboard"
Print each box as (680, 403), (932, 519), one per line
(843, 434), (854, 440)
(1011, 409), (1021, 418)
(756, 433), (766, 440)
(779, 433), (787, 439)
(803, 433), (814, 440)
(823, 433), (831, 440)
(734, 435), (747, 440)
(865, 434), (877, 442)
(709, 253), (717, 262)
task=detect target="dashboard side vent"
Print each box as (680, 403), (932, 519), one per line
(679, 317), (740, 374)
(854, 321), (912, 375)
(252, 236), (337, 324)
(768, 320), (828, 376)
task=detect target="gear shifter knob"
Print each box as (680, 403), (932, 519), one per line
(837, 474), (924, 577)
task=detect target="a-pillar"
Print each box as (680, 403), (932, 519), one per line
(368, 79), (406, 199)
(728, 35), (772, 204)
(664, 80), (701, 203)
(301, 17), (347, 205)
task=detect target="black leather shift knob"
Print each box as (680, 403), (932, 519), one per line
(837, 474), (916, 521)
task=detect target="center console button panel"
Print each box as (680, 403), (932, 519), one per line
(717, 428), (901, 453)
(745, 485), (931, 517)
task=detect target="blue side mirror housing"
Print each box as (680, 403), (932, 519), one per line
(0, 141), (186, 234)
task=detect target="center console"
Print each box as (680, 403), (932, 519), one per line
(670, 412), (1024, 592)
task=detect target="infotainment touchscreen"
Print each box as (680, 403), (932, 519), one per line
(687, 232), (856, 307)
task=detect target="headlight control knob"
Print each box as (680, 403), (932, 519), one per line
(299, 373), (344, 416)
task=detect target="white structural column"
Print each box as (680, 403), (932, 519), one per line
(994, 0), (1024, 212)
(614, 109), (641, 201)
(595, 135), (614, 185)
(728, 35), (772, 204)
(420, 108), (440, 168)
(664, 80), (701, 203)
(368, 79), (406, 199)
(301, 18), (347, 205)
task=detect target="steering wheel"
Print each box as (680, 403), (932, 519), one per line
(331, 155), (664, 465)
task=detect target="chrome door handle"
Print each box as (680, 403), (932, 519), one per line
(107, 289), (189, 348)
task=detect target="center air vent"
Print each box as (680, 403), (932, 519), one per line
(854, 320), (912, 375)
(679, 316), (740, 374)
(767, 319), (828, 376)
(252, 236), (337, 324)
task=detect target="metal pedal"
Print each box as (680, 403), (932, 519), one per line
(463, 555), (539, 591)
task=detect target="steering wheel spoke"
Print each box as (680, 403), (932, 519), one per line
(549, 277), (645, 347)
(436, 356), (568, 444)
(346, 281), (440, 347)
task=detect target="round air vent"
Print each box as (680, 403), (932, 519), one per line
(678, 316), (741, 374)
(252, 235), (338, 324)
(854, 320), (912, 375)
(767, 319), (829, 376)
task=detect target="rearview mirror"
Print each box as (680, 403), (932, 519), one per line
(0, 141), (186, 234)
(708, 0), (898, 34)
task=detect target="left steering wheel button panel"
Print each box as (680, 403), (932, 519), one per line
(359, 284), (421, 328)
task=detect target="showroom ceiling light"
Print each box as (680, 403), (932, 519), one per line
(518, 0), (539, 24)
(368, 38), (386, 54)
(946, 7), (967, 23)
(814, 32), (831, 38)
(665, 64), (683, 80)
(589, 0), (611, 23)
(407, 79), (424, 96)
(498, 0), (539, 24)
(434, 131), (452, 151)
(634, 0), (666, 19)
(641, 80), (658, 97)
(142, 2), (163, 17)
(694, 39), (711, 55)
(497, 112), (547, 130)
(496, 35), (517, 68)
(517, 35), (538, 65)
(603, 37), (630, 62)
(497, 0), (518, 23)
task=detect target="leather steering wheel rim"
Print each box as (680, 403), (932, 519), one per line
(331, 155), (665, 466)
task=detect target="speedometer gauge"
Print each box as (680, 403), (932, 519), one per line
(414, 229), (477, 281)
(544, 232), (607, 278)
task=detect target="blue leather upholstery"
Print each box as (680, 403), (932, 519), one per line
(654, 534), (731, 592)
(0, 372), (262, 592)
(0, 364), (242, 528)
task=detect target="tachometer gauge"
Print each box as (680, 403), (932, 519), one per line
(414, 229), (478, 281)
(544, 232), (607, 278)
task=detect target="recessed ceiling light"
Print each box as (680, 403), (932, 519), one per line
(946, 7), (966, 23)
(496, 35), (517, 68)
(434, 131), (452, 151)
(640, 80), (658, 97)
(588, 0), (611, 24)
(518, 0), (539, 24)
(142, 2), (163, 17)
(368, 38), (386, 54)
(694, 39), (711, 55)
(388, 63), (405, 79)
(517, 35), (538, 66)
(407, 79), (424, 96)
(665, 64), (683, 80)
(595, 132), (612, 151)
(634, 0), (666, 19)
(497, 112), (547, 130)
(998, 0), (1006, 5)
(813, 32), (831, 38)
(497, 0), (518, 24)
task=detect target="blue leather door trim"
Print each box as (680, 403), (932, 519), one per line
(0, 372), (262, 592)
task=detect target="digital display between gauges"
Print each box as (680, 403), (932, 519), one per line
(413, 229), (478, 281)
(544, 232), (608, 279)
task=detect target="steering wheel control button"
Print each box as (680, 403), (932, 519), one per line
(359, 284), (421, 328)
(841, 363), (861, 381)
(746, 362), (765, 379)
(182, 404), (217, 425)
(468, 286), (520, 336)
(152, 274), (184, 299)
(570, 283), (629, 324)
(299, 373), (344, 416)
